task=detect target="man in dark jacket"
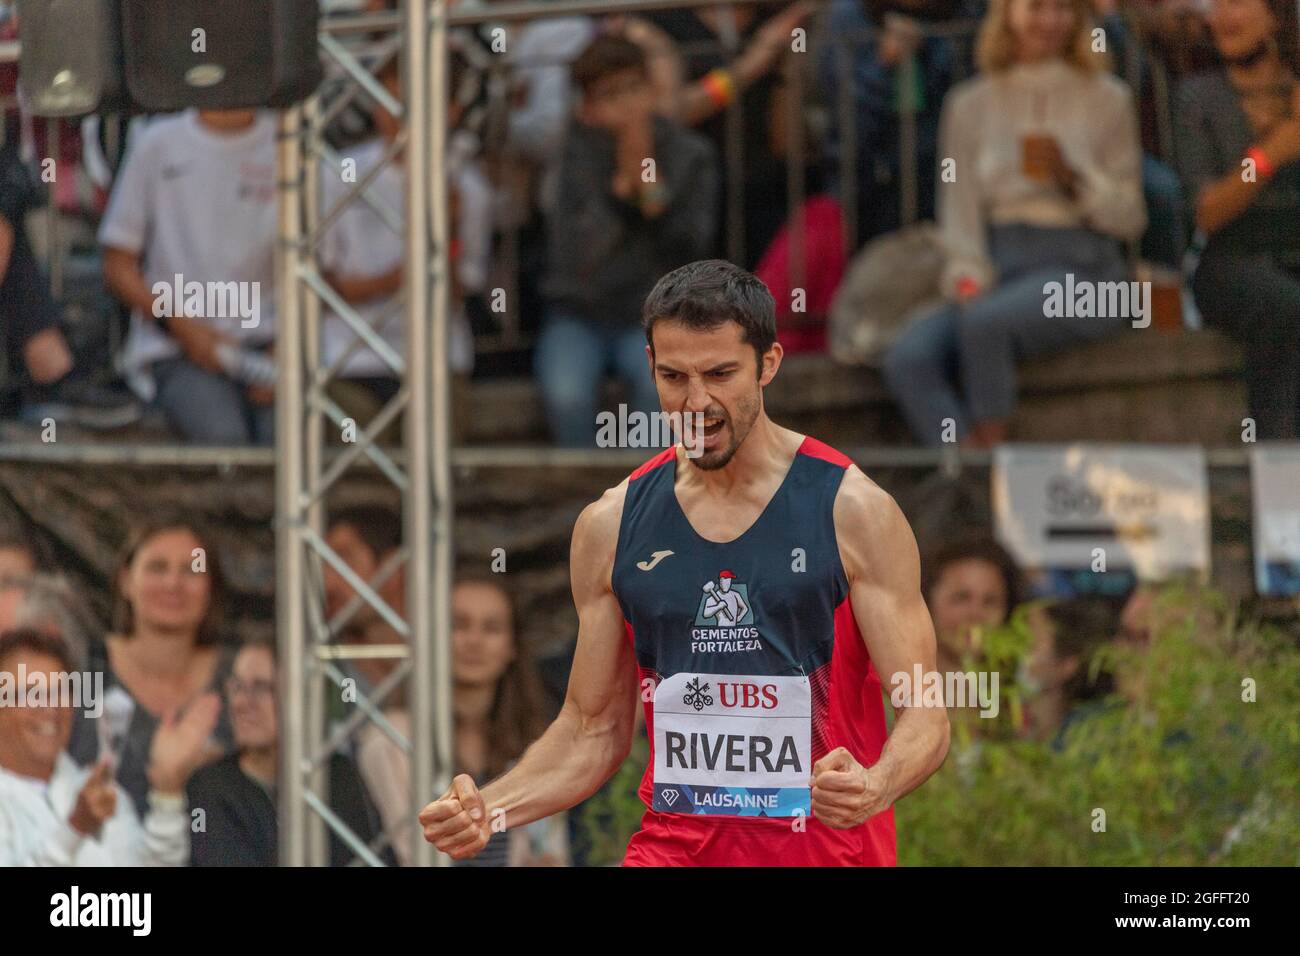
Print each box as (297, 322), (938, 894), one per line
(536, 33), (718, 447)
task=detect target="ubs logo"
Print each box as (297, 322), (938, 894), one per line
(682, 677), (713, 711)
(682, 677), (779, 710)
(718, 681), (778, 709)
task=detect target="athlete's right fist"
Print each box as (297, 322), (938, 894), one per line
(418, 773), (492, 860)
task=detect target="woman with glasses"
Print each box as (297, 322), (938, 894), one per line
(187, 640), (386, 866)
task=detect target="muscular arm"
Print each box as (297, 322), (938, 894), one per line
(835, 469), (949, 806)
(474, 484), (639, 831)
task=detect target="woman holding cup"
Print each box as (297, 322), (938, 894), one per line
(883, 0), (1146, 448)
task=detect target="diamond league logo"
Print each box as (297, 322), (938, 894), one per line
(661, 788), (679, 808)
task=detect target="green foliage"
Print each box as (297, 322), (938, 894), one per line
(572, 733), (650, 867)
(897, 587), (1300, 865)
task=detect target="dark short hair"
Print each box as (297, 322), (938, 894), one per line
(327, 505), (402, 562)
(642, 259), (777, 373)
(0, 627), (75, 673)
(571, 34), (648, 94)
(921, 535), (1023, 611)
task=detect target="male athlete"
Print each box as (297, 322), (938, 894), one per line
(420, 259), (950, 866)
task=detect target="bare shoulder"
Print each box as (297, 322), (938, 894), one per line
(570, 479), (630, 595)
(833, 466), (920, 583)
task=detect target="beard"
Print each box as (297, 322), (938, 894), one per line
(688, 391), (761, 471)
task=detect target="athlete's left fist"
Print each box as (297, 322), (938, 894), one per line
(810, 747), (891, 829)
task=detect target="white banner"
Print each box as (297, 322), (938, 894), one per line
(992, 444), (1210, 579)
(1249, 444), (1300, 596)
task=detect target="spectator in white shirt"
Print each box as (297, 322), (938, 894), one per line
(882, 0), (1146, 448)
(0, 628), (215, 866)
(100, 108), (278, 446)
(320, 56), (489, 442)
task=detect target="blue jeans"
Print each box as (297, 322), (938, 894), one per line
(534, 309), (658, 447)
(1141, 154), (1185, 269)
(884, 224), (1129, 445)
(153, 357), (275, 446)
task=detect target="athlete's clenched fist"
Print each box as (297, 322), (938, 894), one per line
(810, 746), (892, 829)
(418, 773), (492, 860)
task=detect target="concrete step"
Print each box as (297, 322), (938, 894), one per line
(466, 328), (1247, 446)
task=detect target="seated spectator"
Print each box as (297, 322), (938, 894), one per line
(1175, 0), (1300, 438)
(446, 0), (596, 338)
(0, 572), (96, 669)
(68, 515), (234, 818)
(100, 108), (277, 445)
(883, 0), (1146, 447)
(1, 145), (137, 429)
(1020, 596), (1117, 740)
(323, 505), (407, 696)
(320, 56), (487, 443)
(624, 1), (816, 266)
(187, 639), (388, 866)
(922, 536), (1022, 674)
(353, 575), (566, 866)
(0, 628), (210, 866)
(1094, 0), (1188, 267)
(537, 34), (718, 447)
(816, 0), (956, 247)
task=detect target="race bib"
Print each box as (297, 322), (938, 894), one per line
(651, 672), (811, 817)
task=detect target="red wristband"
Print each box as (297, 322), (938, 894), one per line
(955, 275), (981, 300)
(1246, 145), (1277, 180)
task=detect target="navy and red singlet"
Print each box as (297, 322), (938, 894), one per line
(612, 435), (896, 866)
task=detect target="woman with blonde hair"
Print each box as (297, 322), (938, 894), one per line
(883, 0), (1146, 448)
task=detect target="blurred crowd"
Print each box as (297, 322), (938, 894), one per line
(0, 0), (1297, 445)
(0, 512), (570, 866)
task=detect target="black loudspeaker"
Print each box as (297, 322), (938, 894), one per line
(122, 0), (323, 111)
(17, 0), (131, 117)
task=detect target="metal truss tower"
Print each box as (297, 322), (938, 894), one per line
(275, 0), (452, 867)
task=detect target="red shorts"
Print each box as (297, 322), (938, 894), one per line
(622, 806), (896, 867)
